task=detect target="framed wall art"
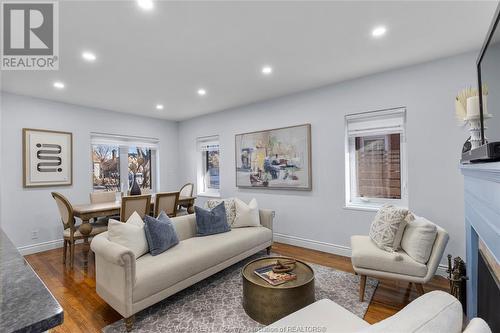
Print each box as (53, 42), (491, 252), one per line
(23, 128), (73, 188)
(235, 124), (311, 190)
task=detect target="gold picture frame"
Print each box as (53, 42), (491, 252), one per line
(235, 124), (312, 190)
(23, 128), (73, 188)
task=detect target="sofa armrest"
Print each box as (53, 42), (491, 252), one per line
(259, 209), (274, 231)
(463, 318), (492, 333)
(90, 232), (136, 318)
(91, 232), (136, 267)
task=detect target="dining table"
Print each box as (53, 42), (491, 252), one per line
(72, 195), (196, 266)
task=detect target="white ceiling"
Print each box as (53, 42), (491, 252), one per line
(1, 0), (498, 121)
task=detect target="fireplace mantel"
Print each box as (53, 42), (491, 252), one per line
(461, 161), (500, 319)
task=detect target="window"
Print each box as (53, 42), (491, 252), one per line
(92, 144), (120, 191)
(197, 136), (220, 196)
(345, 108), (407, 210)
(91, 133), (159, 193)
(128, 147), (152, 190)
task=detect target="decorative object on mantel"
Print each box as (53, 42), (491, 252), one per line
(22, 128), (73, 187)
(455, 86), (491, 149)
(447, 254), (468, 313)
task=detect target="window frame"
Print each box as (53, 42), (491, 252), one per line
(196, 136), (220, 198)
(344, 108), (408, 211)
(90, 133), (160, 193)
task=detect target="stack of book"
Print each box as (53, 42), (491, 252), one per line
(254, 264), (297, 286)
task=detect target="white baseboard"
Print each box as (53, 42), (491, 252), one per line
(274, 233), (352, 257)
(18, 239), (64, 256)
(274, 232), (449, 278)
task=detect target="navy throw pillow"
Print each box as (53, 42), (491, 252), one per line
(143, 211), (179, 256)
(195, 202), (230, 236)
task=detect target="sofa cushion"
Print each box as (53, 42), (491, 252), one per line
(195, 203), (231, 236)
(401, 216), (438, 264)
(233, 198), (260, 228)
(351, 235), (427, 277)
(358, 291), (462, 333)
(261, 299), (369, 333)
(143, 212), (179, 256)
(133, 226), (272, 302)
(107, 212), (149, 259)
(369, 204), (412, 252)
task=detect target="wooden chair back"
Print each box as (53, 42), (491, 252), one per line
(120, 194), (151, 221)
(90, 191), (116, 204)
(51, 192), (75, 230)
(155, 191), (179, 217)
(179, 183), (194, 197)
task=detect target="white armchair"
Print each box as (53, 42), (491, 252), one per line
(351, 225), (449, 301)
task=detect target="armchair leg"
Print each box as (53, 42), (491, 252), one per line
(125, 315), (135, 332)
(359, 275), (367, 302)
(266, 246), (272, 255)
(415, 283), (425, 295)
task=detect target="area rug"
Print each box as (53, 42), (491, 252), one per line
(103, 251), (378, 332)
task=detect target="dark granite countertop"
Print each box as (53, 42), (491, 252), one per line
(0, 230), (63, 332)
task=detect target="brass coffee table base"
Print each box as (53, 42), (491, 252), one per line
(242, 256), (315, 325)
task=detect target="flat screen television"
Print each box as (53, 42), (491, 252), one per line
(468, 3), (500, 162)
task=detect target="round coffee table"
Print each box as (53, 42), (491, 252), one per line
(242, 256), (315, 325)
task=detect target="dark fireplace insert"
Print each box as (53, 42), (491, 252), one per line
(477, 248), (500, 332)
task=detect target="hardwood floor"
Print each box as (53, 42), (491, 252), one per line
(25, 242), (450, 332)
(271, 243), (450, 324)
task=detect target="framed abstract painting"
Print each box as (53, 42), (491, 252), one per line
(23, 128), (73, 188)
(235, 124), (312, 190)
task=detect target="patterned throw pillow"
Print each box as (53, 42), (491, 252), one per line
(369, 204), (413, 252)
(205, 198), (236, 226)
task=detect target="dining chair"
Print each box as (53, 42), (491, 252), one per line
(51, 192), (108, 268)
(121, 194), (152, 221)
(90, 191), (119, 222)
(178, 183), (194, 212)
(155, 191), (180, 217)
(179, 183), (194, 197)
(90, 191), (116, 204)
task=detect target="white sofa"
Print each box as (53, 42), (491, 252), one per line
(91, 209), (274, 330)
(262, 291), (492, 333)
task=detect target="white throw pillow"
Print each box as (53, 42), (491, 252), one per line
(232, 198), (260, 228)
(369, 204), (412, 252)
(107, 211), (149, 259)
(401, 216), (438, 264)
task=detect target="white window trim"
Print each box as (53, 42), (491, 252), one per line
(344, 107), (408, 211)
(196, 135), (220, 197)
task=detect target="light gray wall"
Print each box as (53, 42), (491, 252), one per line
(0, 92), (179, 252)
(178, 52), (475, 263)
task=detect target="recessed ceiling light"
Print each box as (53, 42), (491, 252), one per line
(197, 89), (207, 96)
(372, 26), (387, 38)
(82, 51), (96, 62)
(82, 51), (97, 61)
(261, 66), (273, 75)
(137, 0), (154, 10)
(53, 81), (65, 89)
(156, 104), (164, 110)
